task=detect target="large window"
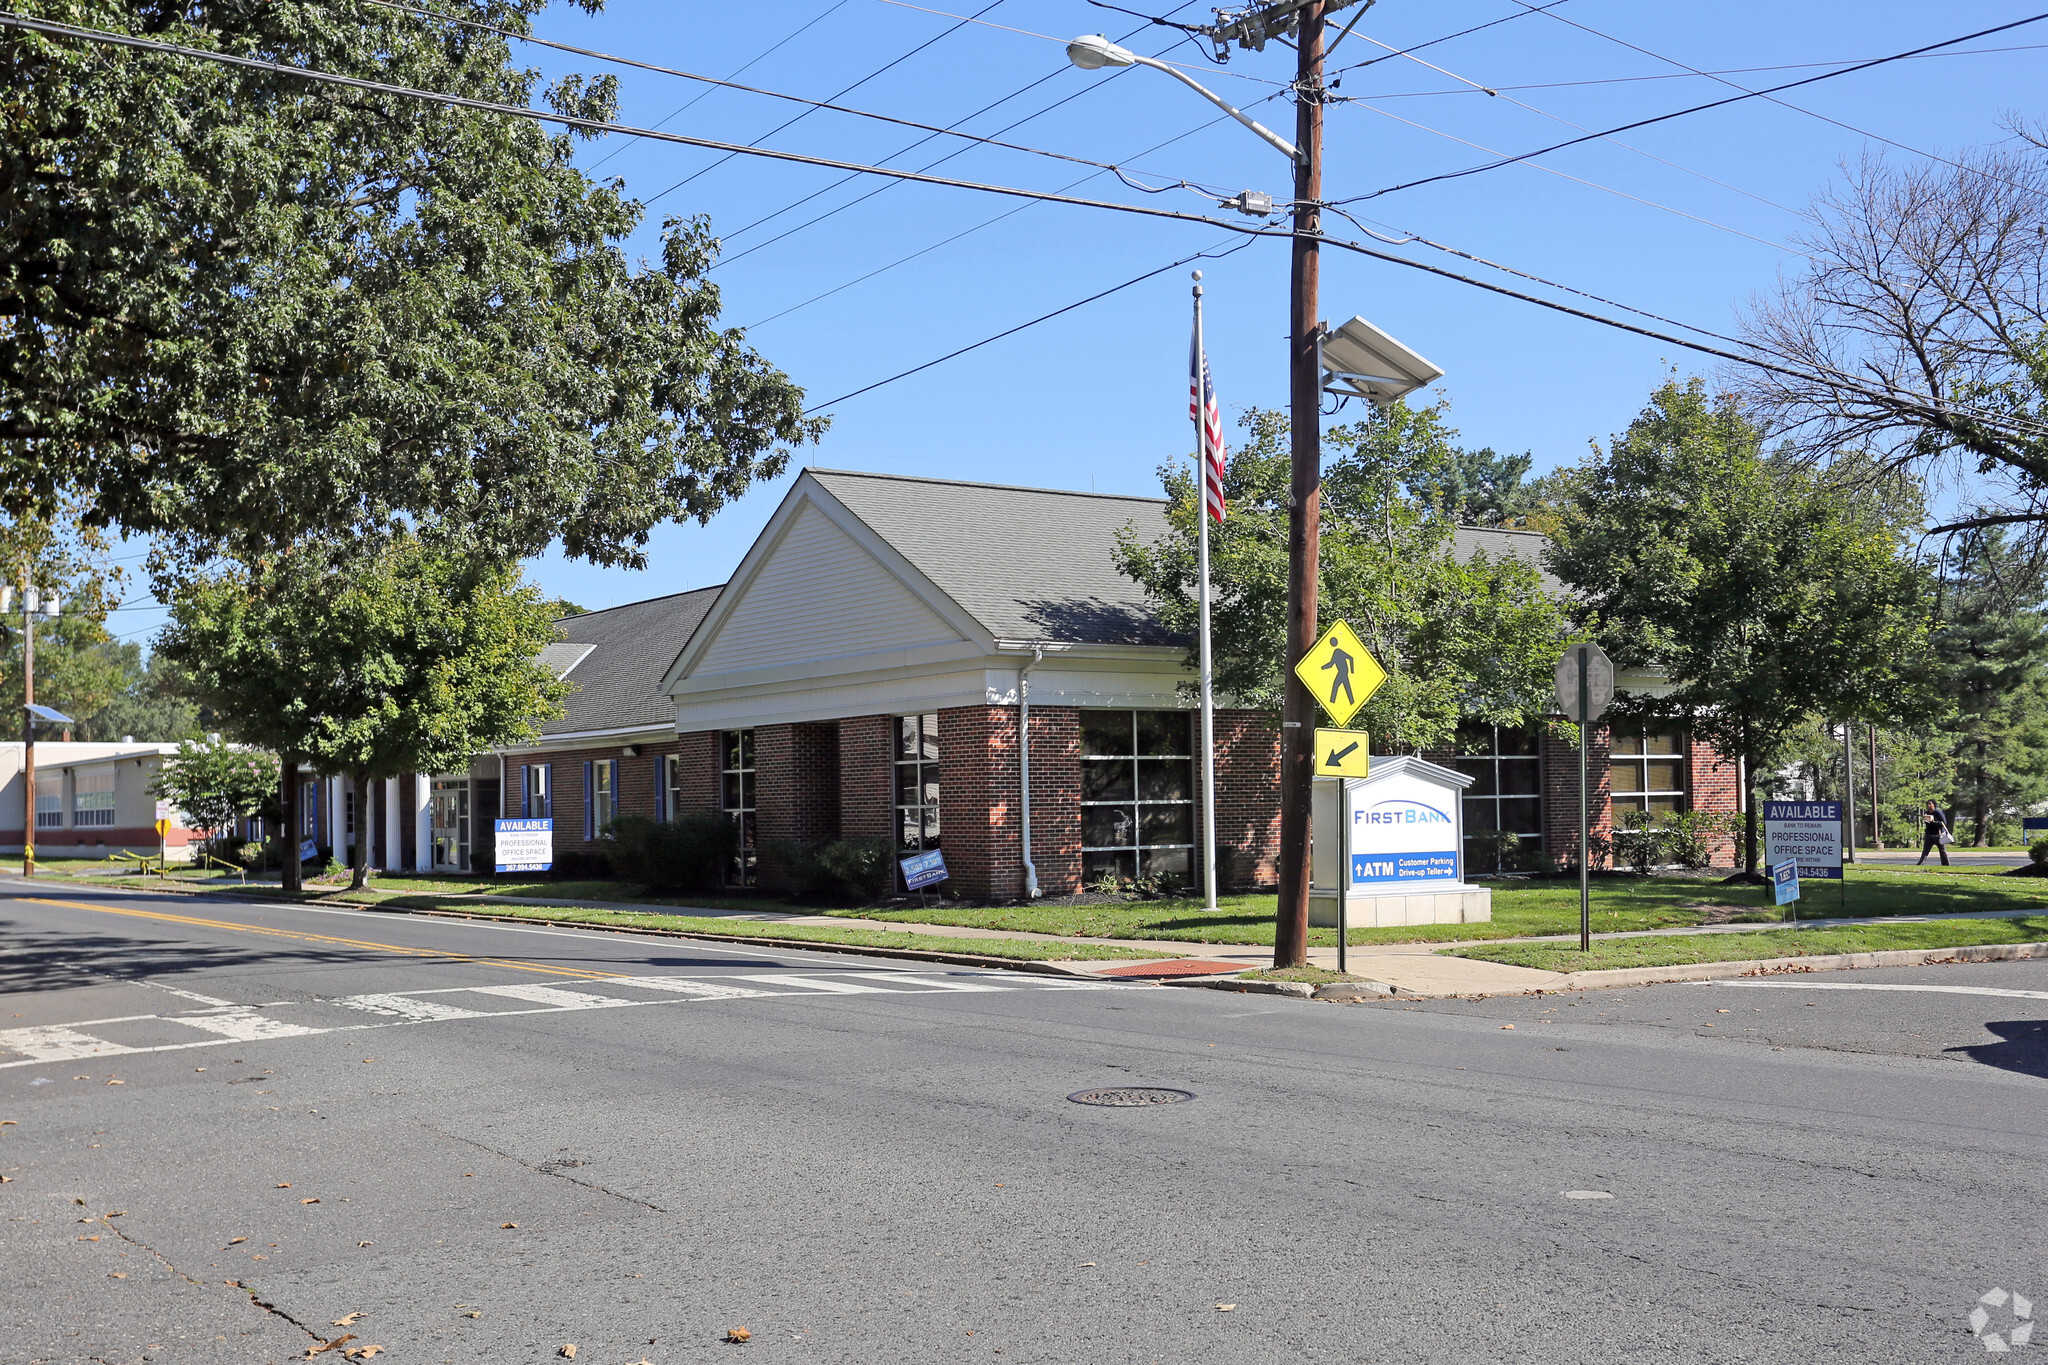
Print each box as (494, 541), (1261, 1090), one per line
(1611, 726), (1687, 818)
(586, 759), (617, 838)
(523, 763), (552, 819)
(1454, 722), (1542, 872)
(430, 778), (470, 871)
(894, 715), (941, 885)
(34, 773), (61, 829)
(722, 730), (757, 886)
(1081, 710), (1194, 886)
(73, 770), (116, 828)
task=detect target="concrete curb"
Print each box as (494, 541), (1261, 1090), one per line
(1161, 977), (1315, 998)
(1549, 940), (2048, 991)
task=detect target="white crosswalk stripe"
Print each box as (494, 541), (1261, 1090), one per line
(0, 970), (1134, 1070)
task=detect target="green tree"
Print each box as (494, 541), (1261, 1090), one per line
(4, 1), (819, 570)
(77, 647), (211, 742)
(156, 536), (570, 890)
(1116, 404), (1573, 753)
(1410, 445), (1538, 527)
(1548, 378), (1944, 877)
(150, 736), (280, 858)
(0, 504), (127, 729)
(1930, 530), (2048, 843)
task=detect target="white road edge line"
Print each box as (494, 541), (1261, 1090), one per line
(1692, 981), (2048, 1001)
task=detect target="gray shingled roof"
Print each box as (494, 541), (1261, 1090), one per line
(1451, 525), (1563, 594)
(542, 587), (723, 734)
(808, 469), (1178, 647)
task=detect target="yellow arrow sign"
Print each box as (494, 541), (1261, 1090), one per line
(154, 818), (170, 839)
(1293, 619), (1385, 727)
(1314, 728), (1370, 778)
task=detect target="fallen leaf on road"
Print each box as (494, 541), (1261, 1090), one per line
(228, 1238), (247, 1245)
(80, 1235), (99, 1242)
(106, 1079), (124, 1085)
(1500, 1024), (1514, 1030)
(1078, 1262), (1095, 1268)
(1215, 1304), (1235, 1312)
(462, 1312), (480, 1319)
(356, 1241), (373, 1248)
(277, 1183), (291, 1189)
(500, 1222), (518, 1229)
(0, 1175), (11, 1182)
(106, 1211), (125, 1217)
(73, 1198), (86, 1205)
(109, 1272), (126, 1278)
(559, 1345), (576, 1358)
(0, 1120), (15, 1126)
(725, 1328), (751, 1343)
(300, 1198), (321, 1204)
(332, 1314), (362, 1327)
(344, 1348), (382, 1361)
(304, 1333), (355, 1356)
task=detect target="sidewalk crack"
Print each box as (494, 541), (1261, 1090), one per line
(431, 1128), (669, 1213)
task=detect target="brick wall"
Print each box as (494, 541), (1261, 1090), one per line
(839, 715), (895, 840)
(1213, 710), (1281, 890)
(1025, 707), (1082, 896)
(1690, 733), (1741, 866)
(937, 705), (1016, 899)
(1543, 721), (1613, 865)
(754, 722), (841, 889)
(670, 732), (721, 815)
(507, 739), (688, 857)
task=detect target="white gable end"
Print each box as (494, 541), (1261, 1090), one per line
(686, 501), (964, 677)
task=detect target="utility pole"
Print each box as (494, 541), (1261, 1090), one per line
(21, 580), (34, 877)
(1273, 0), (1327, 970)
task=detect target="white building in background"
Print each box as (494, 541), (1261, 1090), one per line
(0, 741), (198, 861)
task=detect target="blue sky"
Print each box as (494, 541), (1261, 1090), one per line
(106, 0), (2048, 635)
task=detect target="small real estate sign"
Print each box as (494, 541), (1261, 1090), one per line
(494, 817), (554, 874)
(1347, 769), (1462, 888)
(900, 850), (948, 890)
(1762, 801), (1843, 881)
(1772, 859), (1801, 906)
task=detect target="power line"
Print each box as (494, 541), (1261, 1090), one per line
(1502, 1), (2048, 188)
(587, 0), (851, 173)
(1334, 9), (2048, 205)
(804, 236), (1255, 411)
(1331, 0), (1573, 77)
(1339, 42), (2048, 99)
(865, 0), (1286, 86)
(14, 10), (2044, 446)
(640, 0), (1011, 209)
(362, 0), (1175, 184)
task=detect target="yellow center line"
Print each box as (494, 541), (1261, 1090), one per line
(20, 896), (628, 981)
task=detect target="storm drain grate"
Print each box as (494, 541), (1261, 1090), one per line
(1067, 1087), (1195, 1108)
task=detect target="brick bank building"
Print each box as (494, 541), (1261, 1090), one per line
(373, 469), (1740, 893)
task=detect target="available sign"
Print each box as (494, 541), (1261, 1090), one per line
(494, 817), (554, 873)
(900, 850), (948, 890)
(1347, 768), (1462, 887)
(1762, 800), (1843, 881)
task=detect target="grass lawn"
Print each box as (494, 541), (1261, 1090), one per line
(821, 866), (2048, 946)
(372, 898), (1164, 962)
(1446, 916), (2048, 973)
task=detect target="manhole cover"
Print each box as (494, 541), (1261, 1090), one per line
(1067, 1087), (1195, 1107)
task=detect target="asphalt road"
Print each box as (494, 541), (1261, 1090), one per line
(4, 879), (2046, 1364)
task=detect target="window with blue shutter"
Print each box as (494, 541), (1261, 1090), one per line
(583, 761), (595, 840)
(652, 755), (667, 822)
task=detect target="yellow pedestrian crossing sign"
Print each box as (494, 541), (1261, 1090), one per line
(1293, 619), (1385, 726)
(1315, 728), (1370, 778)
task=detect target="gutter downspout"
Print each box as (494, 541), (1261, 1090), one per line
(1019, 645), (1043, 899)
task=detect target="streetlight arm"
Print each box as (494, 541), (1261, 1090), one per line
(1066, 35), (1303, 165)
(1130, 54), (1304, 165)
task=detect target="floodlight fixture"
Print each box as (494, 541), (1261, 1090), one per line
(1064, 35), (1302, 164)
(1318, 315), (1445, 406)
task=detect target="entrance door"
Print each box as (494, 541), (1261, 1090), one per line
(431, 779), (470, 872)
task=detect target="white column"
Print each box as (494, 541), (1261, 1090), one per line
(328, 776), (345, 857)
(413, 773), (432, 871)
(384, 776), (401, 872)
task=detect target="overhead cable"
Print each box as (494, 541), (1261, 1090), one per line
(360, 0), (1178, 184)
(11, 10), (2043, 444)
(1334, 9), (2048, 205)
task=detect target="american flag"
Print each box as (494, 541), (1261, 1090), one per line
(1189, 326), (1227, 523)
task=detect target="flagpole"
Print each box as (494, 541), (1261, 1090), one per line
(1193, 271), (1219, 913)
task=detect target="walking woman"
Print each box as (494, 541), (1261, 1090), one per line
(1918, 799), (1952, 866)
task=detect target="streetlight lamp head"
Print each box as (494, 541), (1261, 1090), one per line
(1066, 34), (1137, 70)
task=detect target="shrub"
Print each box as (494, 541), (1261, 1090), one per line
(604, 812), (735, 892)
(2030, 838), (2048, 866)
(762, 836), (897, 900)
(1663, 810), (1733, 871)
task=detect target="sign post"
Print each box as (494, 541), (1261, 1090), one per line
(1294, 621), (1387, 969)
(1555, 643), (1614, 952)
